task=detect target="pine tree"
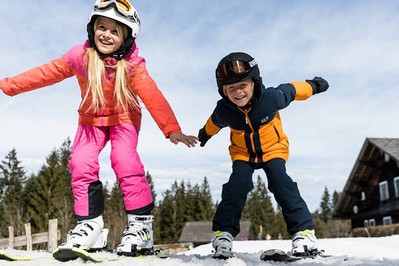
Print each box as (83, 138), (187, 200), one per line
(332, 190), (340, 207)
(197, 177), (214, 220)
(152, 177), (214, 243)
(242, 175), (275, 239)
(174, 181), (188, 240)
(319, 186), (332, 223)
(0, 148), (27, 236)
(315, 189), (348, 238)
(27, 151), (66, 231)
(104, 181), (125, 249)
(184, 181), (196, 221)
(272, 206), (289, 239)
(152, 204), (161, 244)
(146, 171), (157, 202)
(25, 140), (74, 237)
(54, 139), (74, 236)
(157, 189), (177, 243)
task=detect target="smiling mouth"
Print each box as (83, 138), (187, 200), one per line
(234, 95), (246, 100)
(100, 39), (113, 45)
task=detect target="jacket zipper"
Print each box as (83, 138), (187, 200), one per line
(240, 108), (258, 163)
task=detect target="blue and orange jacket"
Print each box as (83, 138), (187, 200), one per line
(0, 41), (181, 137)
(202, 82), (314, 164)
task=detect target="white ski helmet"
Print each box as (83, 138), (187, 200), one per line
(87, 0), (141, 59)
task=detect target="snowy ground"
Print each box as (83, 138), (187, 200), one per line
(1, 235), (398, 265)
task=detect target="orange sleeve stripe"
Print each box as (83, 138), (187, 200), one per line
(204, 117), (221, 136)
(290, 81), (313, 100)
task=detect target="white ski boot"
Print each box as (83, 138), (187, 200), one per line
(61, 215), (108, 251)
(212, 230), (234, 259)
(116, 215), (154, 256)
(292, 229), (317, 256)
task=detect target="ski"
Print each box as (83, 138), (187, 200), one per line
(260, 249), (302, 262)
(0, 249), (51, 261)
(52, 246), (169, 262)
(0, 249), (32, 261)
(212, 250), (234, 260)
(260, 248), (331, 262)
(53, 246), (104, 262)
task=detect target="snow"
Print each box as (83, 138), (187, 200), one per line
(2, 235), (399, 265)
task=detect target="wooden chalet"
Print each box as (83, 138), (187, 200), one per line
(179, 221), (253, 246)
(334, 138), (399, 231)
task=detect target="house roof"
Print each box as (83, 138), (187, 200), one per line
(334, 138), (399, 218)
(179, 221), (252, 243)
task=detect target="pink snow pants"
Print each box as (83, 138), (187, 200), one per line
(68, 124), (153, 219)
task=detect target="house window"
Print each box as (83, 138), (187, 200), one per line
(369, 219), (376, 227)
(363, 219), (375, 227)
(364, 219), (376, 227)
(361, 191), (366, 201)
(383, 216), (392, 225)
(394, 177), (399, 198)
(379, 181), (389, 201)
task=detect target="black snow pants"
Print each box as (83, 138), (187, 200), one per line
(212, 158), (314, 237)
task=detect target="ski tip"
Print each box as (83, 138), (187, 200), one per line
(260, 249), (302, 262)
(0, 249), (33, 261)
(212, 251), (234, 260)
(261, 249), (286, 256)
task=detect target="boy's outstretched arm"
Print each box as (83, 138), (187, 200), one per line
(169, 132), (198, 148)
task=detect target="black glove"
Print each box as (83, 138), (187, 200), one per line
(198, 127), (211, 147)
(306, 76), (329, 94)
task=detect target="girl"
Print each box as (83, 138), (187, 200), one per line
(198, 52), (328, 258)
(0, 0), (197, 256)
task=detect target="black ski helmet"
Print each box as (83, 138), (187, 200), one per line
(215, 52), (262, 98)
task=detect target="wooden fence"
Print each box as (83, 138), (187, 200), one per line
(0, 219), (60, 251)
(0, 219), (192, 253)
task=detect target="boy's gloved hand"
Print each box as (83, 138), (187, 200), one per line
(198, 127), (211, 147)
(306, 77), (329, 94)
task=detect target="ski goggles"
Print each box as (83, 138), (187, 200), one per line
(216, 59), (257, 80)
(95, 0), (136, 19)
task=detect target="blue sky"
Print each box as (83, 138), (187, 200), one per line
(1, 0), (399, 212)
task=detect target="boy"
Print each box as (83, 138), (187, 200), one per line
(198, 52), (328, 258)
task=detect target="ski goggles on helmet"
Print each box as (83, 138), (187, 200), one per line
(216, 59), (258, 80)
(94, 0), (139, 23)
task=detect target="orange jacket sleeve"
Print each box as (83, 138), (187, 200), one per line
(131, 66), (182, 137)
(289, 81), (314, 100)
(0, 56), (74, 96)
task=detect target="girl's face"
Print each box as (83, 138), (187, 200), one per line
(224, 78), (254, 107)
(94, 17), (124, 55)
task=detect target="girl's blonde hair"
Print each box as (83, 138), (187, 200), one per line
(82, 17), (140, 112)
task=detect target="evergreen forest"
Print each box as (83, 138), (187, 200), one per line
(0, 139), (350, 249)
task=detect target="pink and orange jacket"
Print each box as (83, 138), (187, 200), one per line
(0, 41), (181, 137)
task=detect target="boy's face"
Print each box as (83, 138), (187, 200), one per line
(223, 78), (254, 107)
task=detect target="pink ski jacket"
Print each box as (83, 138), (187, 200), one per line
(0, 41), (181, 137)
